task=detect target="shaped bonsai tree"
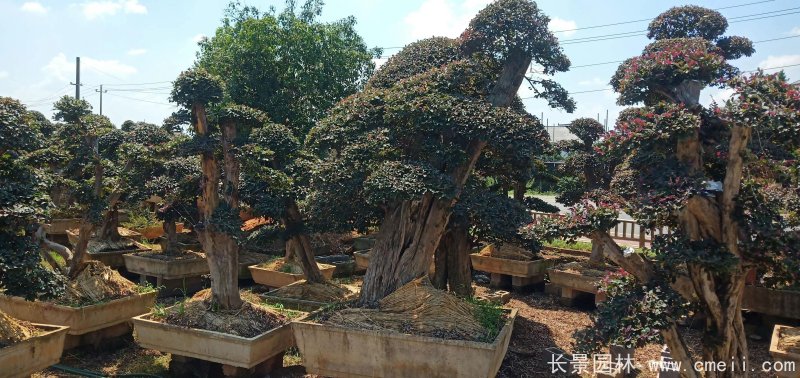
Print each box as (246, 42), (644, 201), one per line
(195, 0), (377, 283)
(555, 117), (610, 206)
(564, 6), (799, 376)
(170, 68), (245, 309)
(309, 0), (572, 303)
(0, 97), (62, 300)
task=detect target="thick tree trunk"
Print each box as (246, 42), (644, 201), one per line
(283, 201), (324, 283)
(68, 221), (95, 278)
(97, 206), (121, 242)
(194, 103), (242, 310)
(433, 217), (473, 296)
(513, 180), (526, 202)
(161, 220), (180, 256)
(588, 232), (604, 265)
(359, 48), (531, 304)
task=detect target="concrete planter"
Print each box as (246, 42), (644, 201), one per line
(66, 228), (149, 268)
(0, 324), (69, 378)
(769, 325), (800, 378)
(249, 263), (336, 288)
(292, 308), (517, 378)
(541, 246), (591, 258)
(353, 250), (371, 272)
(315, 255), (356, 278)
(0, 292), (156, 336)
(44, 218), (82, 235)
(471, 253), (554, 291)
(547, 268), (605, 305)
(237, 252), (273, 280)
(352, 236), (376, 251)
(124, 253), (209, 280)
(132, 311), (297, 369)
(470, 254), (553, 277)
(743, 286), (800, 319)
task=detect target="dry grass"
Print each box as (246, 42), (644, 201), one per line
(479, 243), (536, 261)
(56, 261), (140, 307)
(268, 281), (355, 302)
(154, 289), (288, 338)
(0, 310), (37, 348)
(779, 327), (800, 353)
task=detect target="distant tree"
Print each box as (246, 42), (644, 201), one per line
(197, 0), (378, 137)
(309, 0), (572, 303)
(196, 0), (377, 282)
(0, 97), (62, 299)
(555, 117), (609, 206)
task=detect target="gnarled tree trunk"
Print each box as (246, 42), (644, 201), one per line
(433, 216), (473, 296)
(359, 48), (532, 304)
(195, 104), (242, 310)
(283, 201), (324, 283)
(161, 219), (180, 256)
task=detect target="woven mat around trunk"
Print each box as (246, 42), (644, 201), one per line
(324, 277), (488, 341)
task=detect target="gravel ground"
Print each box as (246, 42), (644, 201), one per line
(35, 284), (780, 378)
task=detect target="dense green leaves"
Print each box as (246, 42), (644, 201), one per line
(0, 97), (61, 300)
(170, 68), (224, 108)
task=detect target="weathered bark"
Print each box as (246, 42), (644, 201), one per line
(97, 202), (121, 242)
(68, 221), (95, 278)
(160, 220), (180, 256)
(221, 121), (240, 208)
(194, 103), (242, 310)
(283, 201), (324, 283)
(513, 180), (525, 202)
(433, 217), (473, 296)
(359, 48), (531, 304)
(588, 232), (605, 264)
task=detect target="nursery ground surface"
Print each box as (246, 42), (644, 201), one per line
(33, 281), (777, 378)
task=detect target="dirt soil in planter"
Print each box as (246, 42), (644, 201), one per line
(133, 250), (205, 261)
(155, 289), (288, 338)
(87, 238), (140, 254)
(780, 327), (800, 353)
(479, 243), (536, 261)
(553, 260), (615, 278)
(268, 281), (355, 302)
(320, 277), (504, 342)
(255, 259), (329, 275)
(55, 261), (141, 307)
(0, 310), (38, 348)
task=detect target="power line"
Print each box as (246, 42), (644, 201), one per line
(105, 92), (175, 106)
(549, 0), (775, 33)
(520, 63), (800, 100)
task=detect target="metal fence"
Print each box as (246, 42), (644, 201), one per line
(531, 211), (673, 248)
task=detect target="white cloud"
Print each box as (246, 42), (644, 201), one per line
(0, 71), (8, 79)
(404, 0), (492, 40)
(127, 48), (147, 56)
(790, 27), (800, 36)
(758, 55), (800, 81)
(192, 34), (207, 43)
(549, 17), (577, 37)
(78, 0), (147, 20)
(20, 1), (48, 13)
(42, 53), (137, 81)
(372, 58), (388, 70)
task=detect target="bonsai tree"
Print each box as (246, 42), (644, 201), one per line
(554, 117), (608, 206)
(196, 0), (377, 282)
(0, 97), (62, 300)
(170, 68), (246, 309)
(561, 6), (799, 377)
(308, 0), (572, 303)
(49, 96), (120, 277)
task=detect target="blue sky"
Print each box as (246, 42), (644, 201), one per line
(1, 0), (798, 138)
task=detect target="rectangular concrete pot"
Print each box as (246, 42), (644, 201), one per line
(66, 227), (143, 246)
(237, 252), (273, 280)
(0, 324), (69, 378)
(292, 308), (517, 378)
(352, 236), (376, 251)
(0, 292), (156, 335)
(124, 253), (209, 280)
(547, 268), (601, 294)
(743, 286), (800, 319)
(470, 253), (554, 277)
(132, 311), (297, 369)
(44, 218), (82, 235)
(541, 246), (592, 258)
(248, 263), (336, 288)
(315, 255), (356, 278)
(353, 250), (371, 271)
(769, 325), (800, 378)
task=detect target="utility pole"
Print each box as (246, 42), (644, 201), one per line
(95, 85), (108, 115)
(70, 57), (82, 99)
